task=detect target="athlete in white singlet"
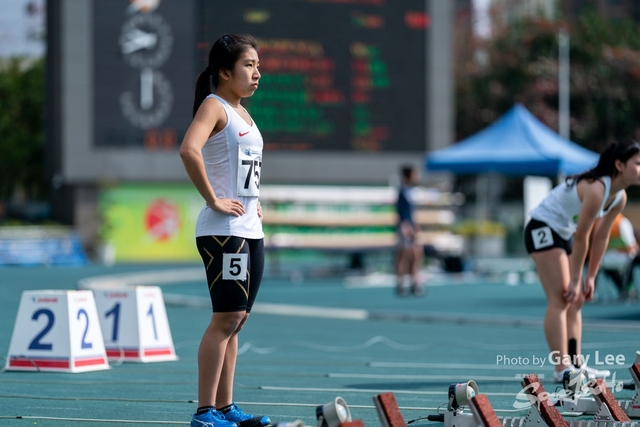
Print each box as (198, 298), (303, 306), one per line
(524, 140), (640, 383)
(179, 34), (270, 427)
(195, 93), (263, 240)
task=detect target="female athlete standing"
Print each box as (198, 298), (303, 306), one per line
(180, 33), (270, 427)
(525, 140), (640, 382)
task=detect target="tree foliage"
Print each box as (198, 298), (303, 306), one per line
(0, 58), (45, 201)
(455, 10), (640, 153)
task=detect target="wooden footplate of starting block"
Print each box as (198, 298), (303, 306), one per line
(469, 394), (503, 427)
(588, 378), (632, 423)
(373, 392), (407, 427)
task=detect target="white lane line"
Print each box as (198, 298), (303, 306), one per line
(327, 373), (523, 381)
(0, 416), (188, 424)
(238, 399), (528, 414)
(258, 385), (517, 397)
(162, 294), (368, 320)
(78, 268), (204, 290)
(237, 401), (438, 411)
(253, 303), (368, 320)
(344, 272), (484, 289)
(368, 362), (536, 370)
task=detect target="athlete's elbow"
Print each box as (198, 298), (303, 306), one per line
(179, 144), (199, 161)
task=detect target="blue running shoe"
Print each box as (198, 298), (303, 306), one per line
(191, 408), (238, 427)
(221, 403), (271, 427)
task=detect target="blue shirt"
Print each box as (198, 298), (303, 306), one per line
(397, 185), (414, 225)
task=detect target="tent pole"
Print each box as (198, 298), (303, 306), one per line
(558, 30), (570, 140)
(476, 173), (489, 222)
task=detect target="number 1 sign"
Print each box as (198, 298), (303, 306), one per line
(93, 286), (178, 363)
(6, 290), (110, 373)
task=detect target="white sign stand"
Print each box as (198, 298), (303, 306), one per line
(93, 286), (178, 362)
(6, 290), (110, 373)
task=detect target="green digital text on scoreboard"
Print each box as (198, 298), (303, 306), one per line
(196, 0), (428, 153)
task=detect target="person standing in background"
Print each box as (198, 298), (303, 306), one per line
(395, 165), (424, 296)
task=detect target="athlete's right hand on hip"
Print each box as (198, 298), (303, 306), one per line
(209, 198), (245, 216)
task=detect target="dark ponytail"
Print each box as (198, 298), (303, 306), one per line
(193, 67), (213, 117)
(192, 33), (259, 117)
(567, 140), (640, 187)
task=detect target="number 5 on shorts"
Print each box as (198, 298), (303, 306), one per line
(532, 226), (553, 250)
(222, 253), (248, 280)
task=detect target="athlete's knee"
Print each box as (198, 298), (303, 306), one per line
(568, 296), (585, 311)
(547, 295), (570, 312)
(234, 313), (250, 334)
(212, 311), (247, 336)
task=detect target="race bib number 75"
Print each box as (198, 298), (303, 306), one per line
(237, 145), (262, 197)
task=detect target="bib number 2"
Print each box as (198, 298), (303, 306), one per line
(238, 146), (262, 197)
(532, 226), (553, 250)
(222, 253), (248, 281)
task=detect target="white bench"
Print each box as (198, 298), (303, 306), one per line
(260, 185), (465, 259)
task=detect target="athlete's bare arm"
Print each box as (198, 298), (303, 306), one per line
(180, 98), (245, 217)
(585, 190), (627, 299)
(565, 180), (605, 302)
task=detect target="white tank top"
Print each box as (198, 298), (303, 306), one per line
(195, 94), (264, 239)
(529, 176), (623, 240)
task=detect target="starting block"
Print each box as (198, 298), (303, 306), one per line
(560, 369), (599, 415)
(516, 374), (636, 427)
(618, 358), (640, 418)
(6, 290), (110, 373)
(93, 286), (177, 362)
(441, 381), (481, 427)
(373, 393), (406, 427)
(513, 374), (569, 427)
(463, 375), (637, 427)
(560, 362), (640, 418)
(588, 378), (632, 423)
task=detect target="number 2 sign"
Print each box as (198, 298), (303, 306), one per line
(6, 290), (110, 373)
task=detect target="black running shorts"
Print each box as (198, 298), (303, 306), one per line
(196, 236), (265, 313)
(524, 218), (573, 255)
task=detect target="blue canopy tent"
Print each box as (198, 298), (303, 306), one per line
(425, 104), (599, 176)
(425, 105), (600, 254)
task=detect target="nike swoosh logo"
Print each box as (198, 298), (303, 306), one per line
(239, 131), (250, 137)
